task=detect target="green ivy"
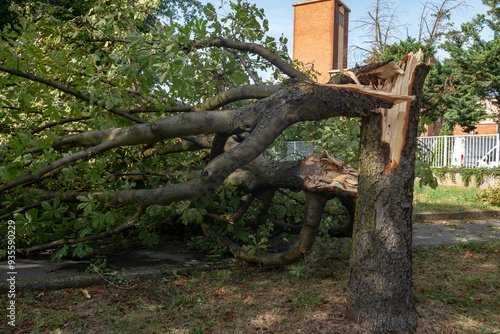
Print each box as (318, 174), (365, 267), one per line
(431, 166), (500, 186)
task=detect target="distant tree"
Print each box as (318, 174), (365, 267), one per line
(379, 36), (488, 133)
(354, 0), (469, 63)
(424, 59), (488, 134)
(441, 0), (500, 128)
(380, 37), (436, 62)
(352, 0), (402, 62)
(417, 0), (469, 45)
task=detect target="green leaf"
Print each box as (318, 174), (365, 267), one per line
(72, 243), (93, 258)
(50, 246), (69, 263)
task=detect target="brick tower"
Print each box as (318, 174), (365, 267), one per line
(292, 0), (350, 83)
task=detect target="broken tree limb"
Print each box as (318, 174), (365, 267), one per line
(300, 154), (358, 197)
(1, 78), (405, 196)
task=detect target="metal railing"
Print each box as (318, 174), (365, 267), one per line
(418, 134), (500, 168)
(285, 141), (317, 161)
(287, 135), (500, 168)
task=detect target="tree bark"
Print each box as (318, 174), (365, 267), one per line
(348, 52), (430, 333)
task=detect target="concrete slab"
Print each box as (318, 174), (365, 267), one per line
(412, 218), (500, 247)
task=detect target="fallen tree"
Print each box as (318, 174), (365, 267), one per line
(0, 1), (429, 332)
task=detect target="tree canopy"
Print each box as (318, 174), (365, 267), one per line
(0, 0), (393, 263)
(0, 0), (290, 258)
(440, 0), (500, 126)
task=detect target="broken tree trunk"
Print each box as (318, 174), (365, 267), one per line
(347, 51), (430, 333)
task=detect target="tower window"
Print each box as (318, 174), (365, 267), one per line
(339, 12), (344, 26)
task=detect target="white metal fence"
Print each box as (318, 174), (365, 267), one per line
(285, 141), (317, 161)
(287, 135), (500, 168)
(418, 134), (500, 168)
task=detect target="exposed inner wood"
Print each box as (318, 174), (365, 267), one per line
(379, 51), (425, 171)
(301, 153), (358, 196)
(320, 82), (415, 105)
(357, 60), (405, 84)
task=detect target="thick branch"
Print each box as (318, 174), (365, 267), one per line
(43, 79), (405, 152)
(142, 136), (213, 157)
(192, 37), (311, 82)
(89, 34), (307, 82)
(129, 85), (279, 114)
(191, 85), (279, 112)
(0, 141), (116, 193)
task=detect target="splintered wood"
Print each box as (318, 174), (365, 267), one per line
(356, 61), (405, 85)
(379, 51), (425, 171)
(327, 53), (424, 171)
(318, 82), (414, 105)
(301, 153), (358, 196)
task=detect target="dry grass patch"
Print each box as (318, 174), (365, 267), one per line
(413, 242), (500, 333)
(1, 242), (499, 334)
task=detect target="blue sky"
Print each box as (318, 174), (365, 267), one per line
(200, 0), (492, 65)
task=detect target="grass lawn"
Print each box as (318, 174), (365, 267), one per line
(2, 242), (499, 334)
(413, 184), (500, 213)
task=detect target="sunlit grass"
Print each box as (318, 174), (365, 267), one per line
(413, 184), (499, 212)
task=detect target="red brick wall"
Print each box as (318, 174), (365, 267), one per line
(453, 123), (498, 135)
(293, 0), (335, 83)
(422, 123), (443, 136)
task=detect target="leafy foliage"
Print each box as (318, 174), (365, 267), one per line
(477, 185), (500, 206)
(0, 0), (294, 259)
(440, 0), (500, 126)
(380, 37), (436, 63)
(365, 1), (495, 134)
